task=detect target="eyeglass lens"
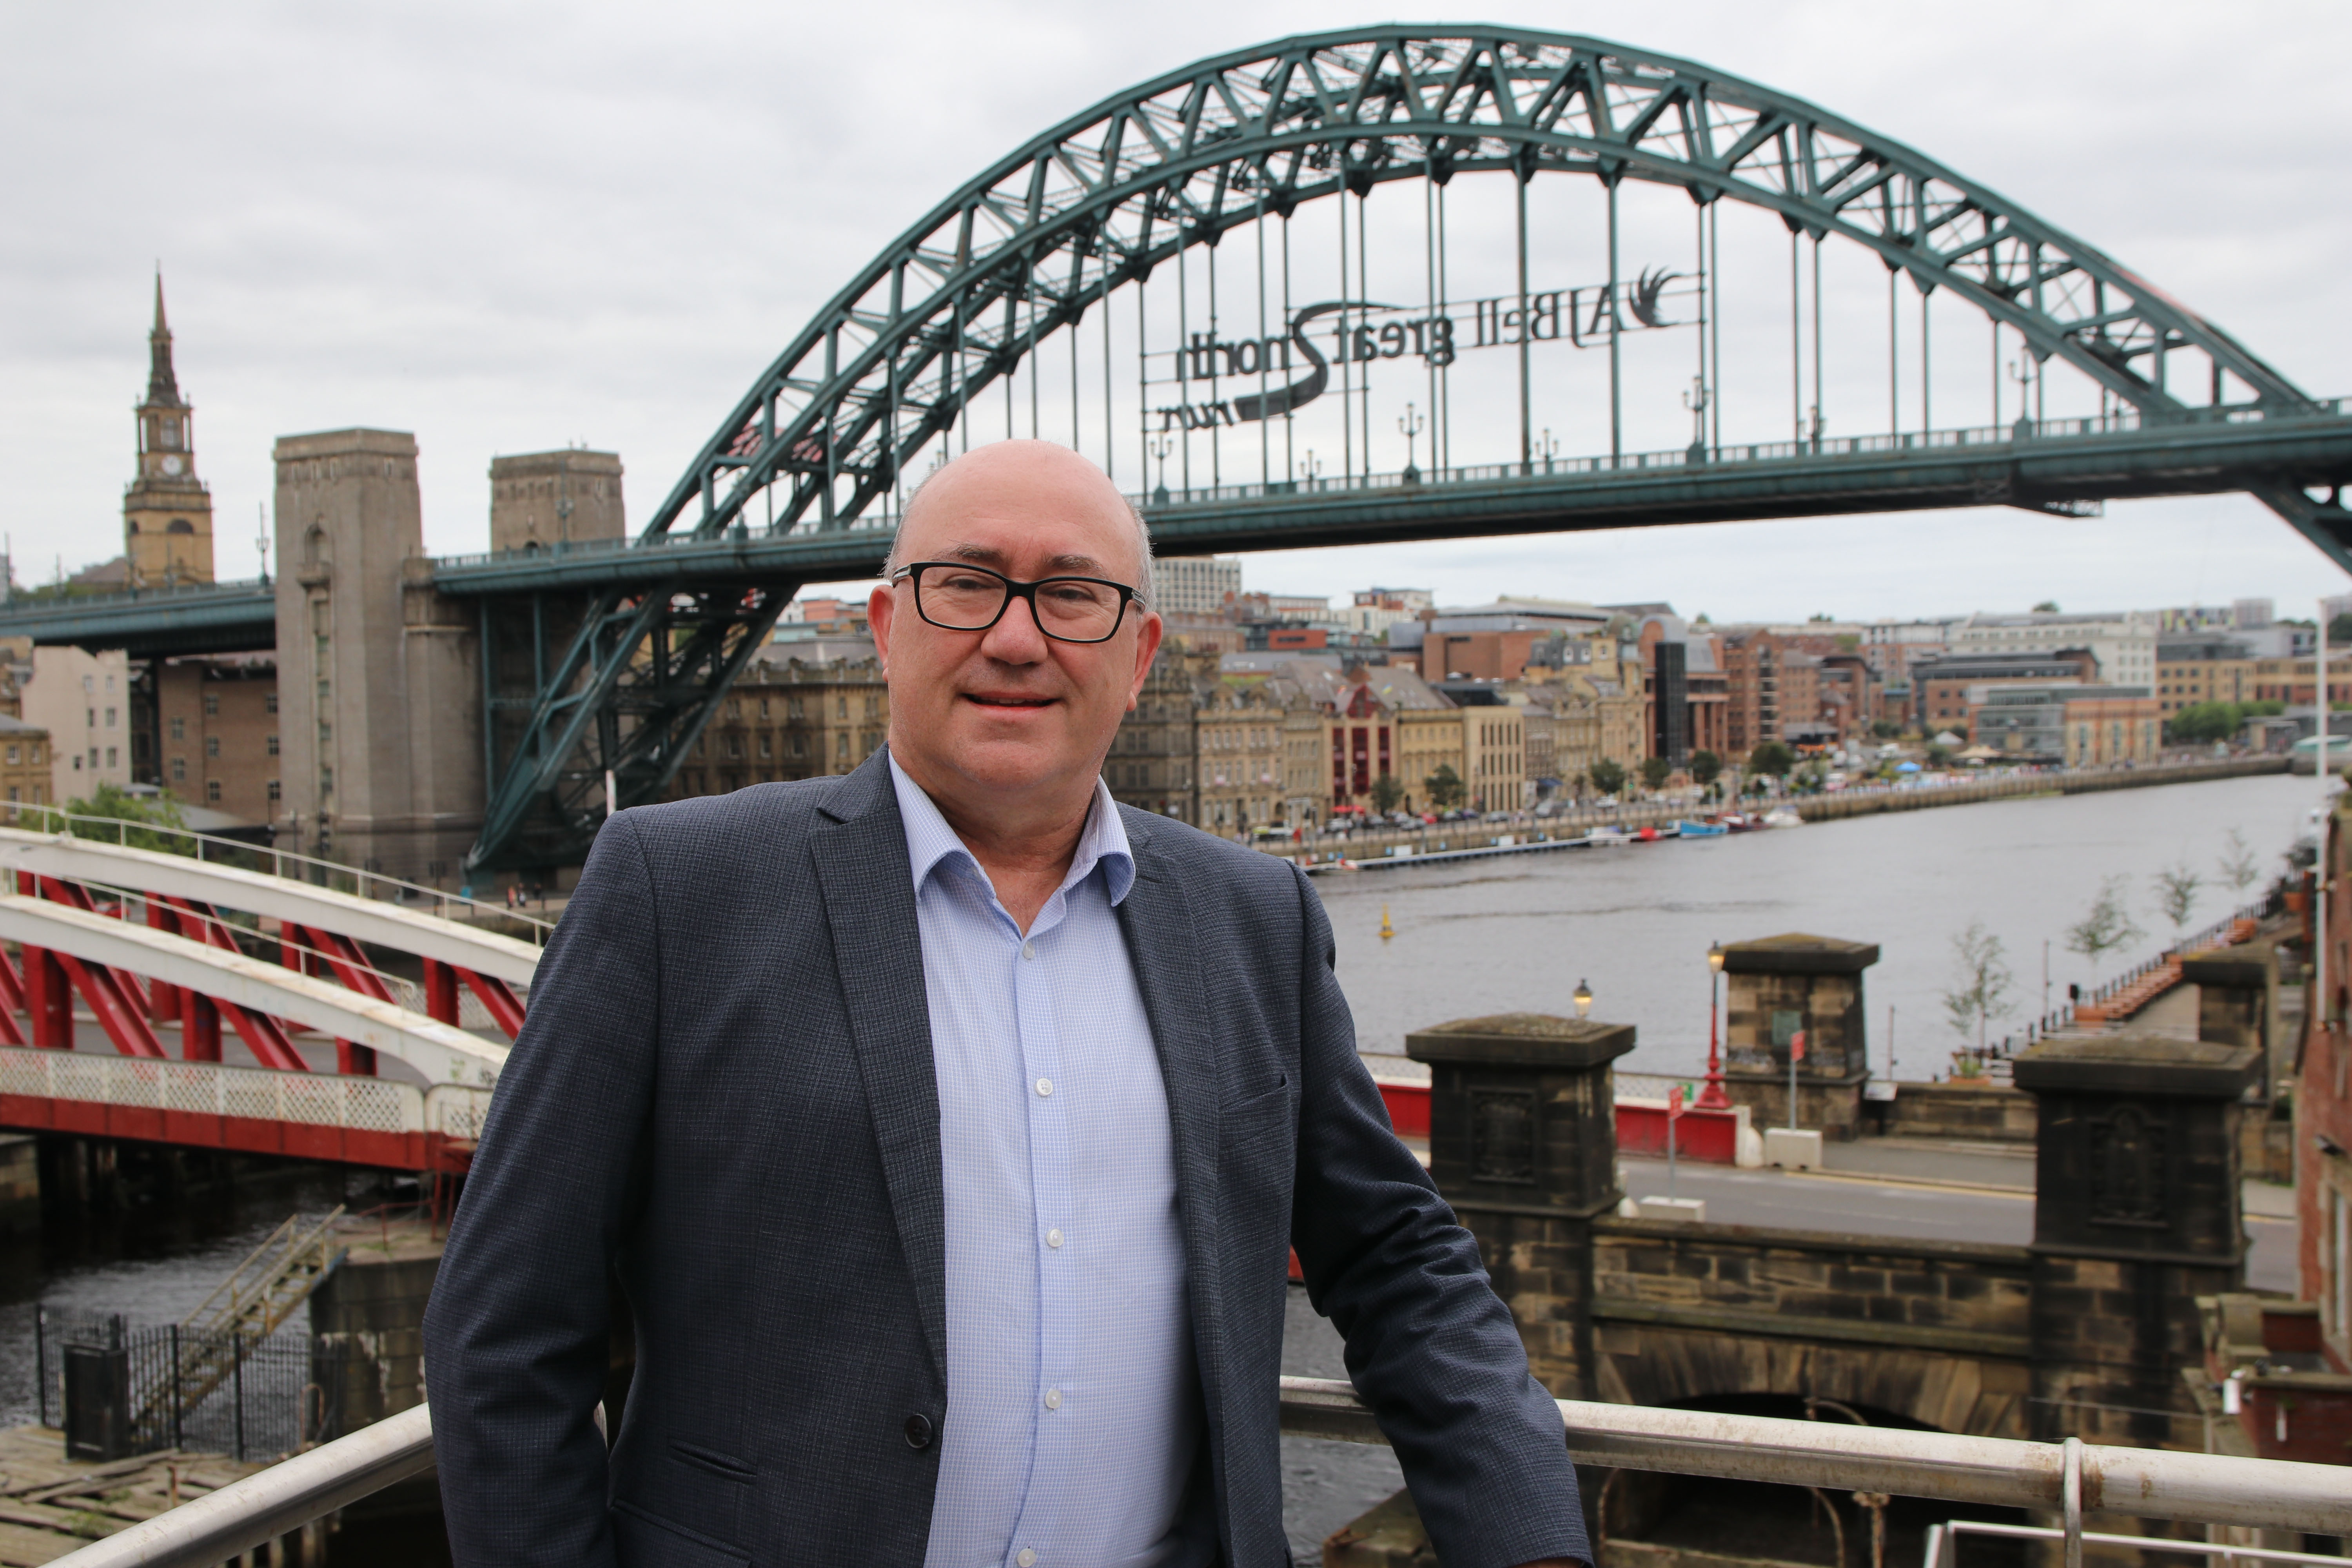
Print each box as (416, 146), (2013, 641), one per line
(916, 566), (1127, 641)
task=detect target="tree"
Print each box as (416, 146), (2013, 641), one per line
(1941, 920), (2016, 1056)
(2333, 612), (2352, 648)
(1688, 750), (1722, 787)
(1639, 756), (1673, 792)
(1587, 757), (1627, 797)
(58, 782), (194, 857)
(2218, 828), (2261, 894)
(2167, 702), (2243, 745)
(1369, 770), (1404, 815)
(2152, 861), (2202, 937)
(1423, 763), (1465, 810)
(1870, 720), (1900, 740)
(1747, 740), (1797, 777)
(1924, 743), (1952, 768)
(2032, 600), (2060, 613)
(2065, 876), (2143, 979)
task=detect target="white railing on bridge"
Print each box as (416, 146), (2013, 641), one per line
(41, 1377), (2352, 1568)
(0, 805), (553, 941)
(0, 1046), (493, 1143)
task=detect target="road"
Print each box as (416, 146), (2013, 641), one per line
(1617, 1155), (2297, 1292)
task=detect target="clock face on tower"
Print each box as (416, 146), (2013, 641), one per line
(161, 455), (183, 476)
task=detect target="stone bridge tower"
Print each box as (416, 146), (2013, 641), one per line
(271, 430), (481, 881)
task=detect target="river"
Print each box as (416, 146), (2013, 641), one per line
(1317, 771), (2318, 1081)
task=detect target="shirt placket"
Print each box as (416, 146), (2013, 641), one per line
(1003, 888), (1075, 1568)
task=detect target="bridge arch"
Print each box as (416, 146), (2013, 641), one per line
(651, 25), (2313, 544)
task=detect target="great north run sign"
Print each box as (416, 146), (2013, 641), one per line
(1147, 268), (1694, 432)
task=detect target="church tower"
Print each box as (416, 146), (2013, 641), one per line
(123, 274), (215, 585)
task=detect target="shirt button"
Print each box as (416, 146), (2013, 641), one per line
(1043, 1389), (1061, 1411)
(1046, 1228), (1063, 1249)
(1017, 1552), (1037, 1568)
(1034, 1077), (1053, 1098)
(1021, 941), (1036, 960)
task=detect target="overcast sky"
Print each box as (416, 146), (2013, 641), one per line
(4, 1), (2346, 621)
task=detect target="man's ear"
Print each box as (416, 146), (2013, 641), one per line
(1128, 611), (1164, 707)
(869, 581), (897, 670)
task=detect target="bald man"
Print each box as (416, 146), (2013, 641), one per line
(425, 442), (1589, 1568)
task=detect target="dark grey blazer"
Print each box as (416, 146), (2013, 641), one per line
(423, 752), (1587, 1568)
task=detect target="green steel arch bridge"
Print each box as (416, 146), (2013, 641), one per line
(6, 26), (2350, 869)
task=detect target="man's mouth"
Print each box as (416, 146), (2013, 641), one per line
(964, 693), (1056, 710)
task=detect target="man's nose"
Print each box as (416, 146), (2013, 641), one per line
(978, 590), (1051, 662)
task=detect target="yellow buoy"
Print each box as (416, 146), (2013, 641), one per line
(1379, 904), (1394, 941)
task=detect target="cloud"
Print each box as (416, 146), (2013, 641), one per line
(2, 0), (2344, 615)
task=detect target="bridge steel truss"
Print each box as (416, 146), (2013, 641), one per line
(468, 25), (2352, 869)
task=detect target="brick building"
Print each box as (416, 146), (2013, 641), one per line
(2156, 636), (2258, 718)
(152, 655), (280, 823)
(0, 717), (52, 809)
(2060, 691), (2163, 766)
(1910, 651), (2096, 734)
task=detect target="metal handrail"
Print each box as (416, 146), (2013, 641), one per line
(42, 1377), (2352, 1566)
(1925, 1520), (2350, 1568)
(0, 804), (553, 940)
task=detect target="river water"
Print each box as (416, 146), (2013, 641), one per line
(1318, 771), (2318, 1081)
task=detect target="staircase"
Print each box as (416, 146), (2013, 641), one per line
(135, 1209), (348, 1432)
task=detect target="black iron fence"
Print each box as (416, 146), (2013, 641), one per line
(33, 1306), (348, 1463)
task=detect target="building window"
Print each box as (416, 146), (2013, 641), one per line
(104, 747), (116, 769)
(836, 733), (850, 762)
(265, 693), (278, 715)
(267, 734), (279, 756)
(3, 747), (13, 765)
(791, 733), (806, 758)
(171, 757), (186, 782)
(205, 736), (220, 759)
(170, 717), (185, 741)
(206, 780), (221, 803)
(203, 694), (219, 717)
(321, 767), (333, 793)
(267, 780), (281, 802)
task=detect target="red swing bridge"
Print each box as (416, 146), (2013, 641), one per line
(0, 812), (541, 1176)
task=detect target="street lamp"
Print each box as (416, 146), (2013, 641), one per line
(1572, 978), (1592, 1019)
(1699, 940), (1730, 1108)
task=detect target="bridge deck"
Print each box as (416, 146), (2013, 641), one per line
(2, 405), (2346, 653)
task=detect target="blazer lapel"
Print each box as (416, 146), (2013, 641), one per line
(809, 756), (949, 1383)
(1114, 815), (1229, 1426)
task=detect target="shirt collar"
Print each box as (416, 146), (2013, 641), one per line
(888, 754), (1136, 908)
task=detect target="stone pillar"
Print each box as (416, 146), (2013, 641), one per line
(1406, 1011), (1632, 1401)
(1719, 933), (1879, 1140)
(2014, 1031), (2255, 1449)
(273, 430), (482, 883)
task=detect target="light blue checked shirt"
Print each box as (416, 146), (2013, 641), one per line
(891, 759), (1203, 1568)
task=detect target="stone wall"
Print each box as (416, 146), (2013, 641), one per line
(1588, 1218), (2033, 1437)
(310, 1228), (441, 1438)
(1869, 1082), (2037, 1143)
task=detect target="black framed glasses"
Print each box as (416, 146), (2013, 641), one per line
(891, 561), (1140, 644)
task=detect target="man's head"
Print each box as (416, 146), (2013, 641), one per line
(870, 440), (1163, 834)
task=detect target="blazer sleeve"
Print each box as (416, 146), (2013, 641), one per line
(422, 812), (663, 1568)
(1285, 864), (1591, 1568)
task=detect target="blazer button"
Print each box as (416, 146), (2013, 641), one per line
(904, 1413), (933, 1450)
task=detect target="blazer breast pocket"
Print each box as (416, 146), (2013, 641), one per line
(1218, 1078), (1294, 1146)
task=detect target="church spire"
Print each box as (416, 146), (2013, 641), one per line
(147, 269), (183, 408)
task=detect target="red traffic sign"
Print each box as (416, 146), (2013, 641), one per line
(1790, 1029), (1807, 1063)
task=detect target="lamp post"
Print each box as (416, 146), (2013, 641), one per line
(1573, 978), (1592, 1019)
(1397, 403), (1425, 481)
(1699, 940), (1730, 1108)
